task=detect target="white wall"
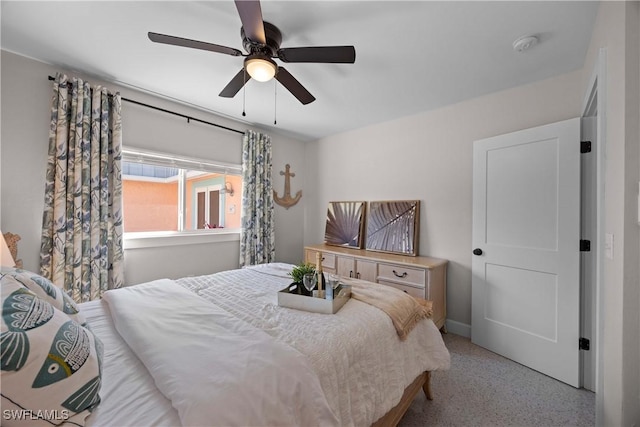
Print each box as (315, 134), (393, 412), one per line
(0, 51), (307, 284)
(581, 2), (640, 425)
(305, 70), (583, 329)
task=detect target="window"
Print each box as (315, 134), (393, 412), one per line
(121, 149), (242, 234)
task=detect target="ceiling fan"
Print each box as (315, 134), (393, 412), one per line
(148, 0), (356, 105)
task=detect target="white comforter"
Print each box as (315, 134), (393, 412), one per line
(103, 279), (338, 427)
(177, 264), (450, 426)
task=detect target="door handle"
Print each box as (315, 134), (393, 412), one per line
(473, 248), (483, 256)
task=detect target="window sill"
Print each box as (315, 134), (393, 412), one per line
(123, 230), (241, 249)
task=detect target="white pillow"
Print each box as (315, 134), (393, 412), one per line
(1, 275), (102, 426)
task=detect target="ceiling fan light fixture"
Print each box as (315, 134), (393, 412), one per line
(245, 56), (277, 82)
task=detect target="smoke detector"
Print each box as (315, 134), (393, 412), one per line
(513, 35), (538, 53)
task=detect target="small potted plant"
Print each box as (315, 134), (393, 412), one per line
(289, 262), (316, 296)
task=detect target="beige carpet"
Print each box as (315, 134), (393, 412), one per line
(399, 333), (595, 426)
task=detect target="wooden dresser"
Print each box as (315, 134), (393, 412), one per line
(304, 244), (448, 330)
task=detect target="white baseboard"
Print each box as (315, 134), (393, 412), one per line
(445, 319), (471, 338)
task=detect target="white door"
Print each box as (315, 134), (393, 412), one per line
(471, 118), (581, 387)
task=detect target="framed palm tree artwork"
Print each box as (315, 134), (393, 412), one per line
(324, 201), (366, 248)
(365, 200), (420, 256)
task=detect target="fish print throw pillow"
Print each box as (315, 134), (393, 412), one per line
(1, 275), (102, 426)
(0, 267), (85, 326)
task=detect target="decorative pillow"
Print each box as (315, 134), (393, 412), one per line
(1, 275), (102, 426)
(0, 267), (85, 326)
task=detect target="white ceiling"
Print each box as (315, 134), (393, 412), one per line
(1, 1), (599, 141)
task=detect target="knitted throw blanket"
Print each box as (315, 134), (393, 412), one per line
(347, 280), (433, 340)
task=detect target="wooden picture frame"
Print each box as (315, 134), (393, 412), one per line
(324, 201), (366, 249)
(365, 200), (420, 256)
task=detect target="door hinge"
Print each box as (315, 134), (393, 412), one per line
(581, 140), (592, 153)
(579, 338), (590, 351)
(580, 239), (591, 252)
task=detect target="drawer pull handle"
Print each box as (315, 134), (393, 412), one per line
(349, 270), (354, 278)
(392, 270), (408, 278)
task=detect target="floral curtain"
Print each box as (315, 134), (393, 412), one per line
(239, 130), (275, 266)
(40, 73), (124, 302)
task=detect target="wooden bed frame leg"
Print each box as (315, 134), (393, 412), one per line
(372, 371), (435, 426)
(422, 371), (433, 400)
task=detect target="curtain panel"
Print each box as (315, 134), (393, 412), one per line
(239, 130), (275, 266)
(40, 73), (124, 302)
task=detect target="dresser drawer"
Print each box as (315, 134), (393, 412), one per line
(305, 250), (336, 270)
(378, 280), (425, 299)
(377, 263), (426, 288)
(321, 253), (336, 269)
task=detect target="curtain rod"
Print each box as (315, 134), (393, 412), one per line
(47, 75), (245, 136)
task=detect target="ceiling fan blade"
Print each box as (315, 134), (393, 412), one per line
(219, 69), (250, 98)
(234, 0), (266, 44)
(148, 32), (243, 57)
(275, 67), (315, 105)
(277, 46), (356, 63)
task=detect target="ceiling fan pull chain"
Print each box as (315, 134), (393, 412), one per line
(242, 68), (247, 117)
(273, 79), (277, 125)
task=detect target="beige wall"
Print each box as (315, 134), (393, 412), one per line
(306, 70), (583, 330)
(0, 51), (307, 284)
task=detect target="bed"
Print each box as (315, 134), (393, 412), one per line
(1, 263), (450, 427)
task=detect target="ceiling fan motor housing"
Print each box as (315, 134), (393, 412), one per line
(242, 21), (282, 56)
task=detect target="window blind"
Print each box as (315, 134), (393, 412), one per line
(122, 148), (242, 175)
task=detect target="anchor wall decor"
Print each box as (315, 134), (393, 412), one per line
(274, 164), (302, 209)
